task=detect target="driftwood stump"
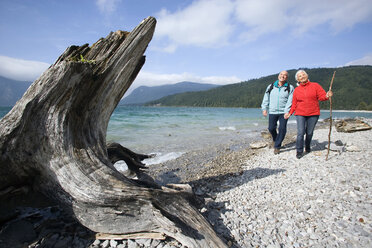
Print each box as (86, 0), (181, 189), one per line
(0, 17), (226, 247)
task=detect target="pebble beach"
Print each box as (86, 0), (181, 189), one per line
(202, 120), (372, 247)
(1, 119), (371, 248)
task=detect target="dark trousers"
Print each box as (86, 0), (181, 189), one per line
(268, 114), (288, 149)
(295, 115), (319, 153)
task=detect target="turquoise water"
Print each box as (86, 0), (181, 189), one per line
(106, 106), (266, 155)
(1, 106), (372, 164)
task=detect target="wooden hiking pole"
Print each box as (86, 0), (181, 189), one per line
(326, 71), (336, 160)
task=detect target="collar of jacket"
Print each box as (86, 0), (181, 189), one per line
(274, 80), (288, 88)
(299, 80), (310, 86)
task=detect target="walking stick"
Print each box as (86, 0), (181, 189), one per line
(326, 71), (336, 160)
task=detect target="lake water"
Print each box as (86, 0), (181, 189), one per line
(106, 106), (267, 163)
(1, 106), (372, 165)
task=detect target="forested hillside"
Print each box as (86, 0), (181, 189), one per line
(147, 66), (372, 110)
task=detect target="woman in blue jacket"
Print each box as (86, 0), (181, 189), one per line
(261, 71), (294, 154)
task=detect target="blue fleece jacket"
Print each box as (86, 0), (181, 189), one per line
(261, 80), (294, 114)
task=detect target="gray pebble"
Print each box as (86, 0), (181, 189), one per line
(128, 239), (139, 248)
(110, 239), (118, 247)
(101, 239), (110, 248)
(93, 239), (101, 246)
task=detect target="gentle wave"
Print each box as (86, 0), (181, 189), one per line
(143, 152), (185, 165)
(219, 126), (236, 131)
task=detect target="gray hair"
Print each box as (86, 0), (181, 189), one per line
(295, 70), (308, 81)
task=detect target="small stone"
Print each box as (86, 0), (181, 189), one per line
(136, 238), (151, 246)
(151, 239), (161, 247)
(250, 141), (267, 149)
(101, 240), (110, 248)
(93, 239), (101, 246)
(346, 145), (361, 152)
(128, 239), (139, 248)
(110, 239), (118, 247)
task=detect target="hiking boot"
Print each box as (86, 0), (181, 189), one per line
(274, 148), (280, 155)
(296, 152), (303, 159)
(305, 147), (311, 153)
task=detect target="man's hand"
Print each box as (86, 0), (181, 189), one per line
(284, 113), (291, 119)
(262, 110), (267, 117)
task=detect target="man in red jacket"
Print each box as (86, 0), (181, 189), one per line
(284, 70), (333, 159)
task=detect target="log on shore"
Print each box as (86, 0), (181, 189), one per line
(0, 17), (227, 248)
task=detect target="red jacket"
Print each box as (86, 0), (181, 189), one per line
(289, 81), (329, 116)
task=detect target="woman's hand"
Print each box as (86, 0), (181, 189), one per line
(262, 110), (267, 117)
(284, 113), (291, 119)
(326, 90), (333, 98)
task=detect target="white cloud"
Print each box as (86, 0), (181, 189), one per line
(0, 55), (50, 82)
(96, 0), (121, 14)
(155, 0), (235, 52)
(234, 0), (292, 41)
(289, 0), (372, 36)
(134, 71), (241, 86)
(345, 53), (372, 66)
(154, 0), (372, 48)
(236, 0), (372, 39)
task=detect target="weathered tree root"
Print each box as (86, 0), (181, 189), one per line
(0, 17), (227, 247)
(107, 142), (153, 172)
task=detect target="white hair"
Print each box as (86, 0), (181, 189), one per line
(295, 70), (308, 81)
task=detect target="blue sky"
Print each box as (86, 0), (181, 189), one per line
(1, 0), (372, 95)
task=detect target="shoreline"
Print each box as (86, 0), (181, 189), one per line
(147, 122), (298, 187)
(1, 119), (371, 247)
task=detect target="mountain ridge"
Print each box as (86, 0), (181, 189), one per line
(147, 66), (372, 110)
(119, 81), (220, 105)
(2, 66), (372, 110)
(0, 76), (32, 106)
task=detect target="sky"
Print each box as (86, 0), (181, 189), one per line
(1, 0), (372, 96)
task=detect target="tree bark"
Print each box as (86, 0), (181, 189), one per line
(0, 17), (227, 248)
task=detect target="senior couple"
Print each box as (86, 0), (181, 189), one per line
(261, 70), (333, 159)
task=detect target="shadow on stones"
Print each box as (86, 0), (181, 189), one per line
(155, 169), (182, 185)
(310, 140), (329, 152)
(0, 190), (95, 248)
(277, 140), (296, 152)
(278, 139), (329, 155)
